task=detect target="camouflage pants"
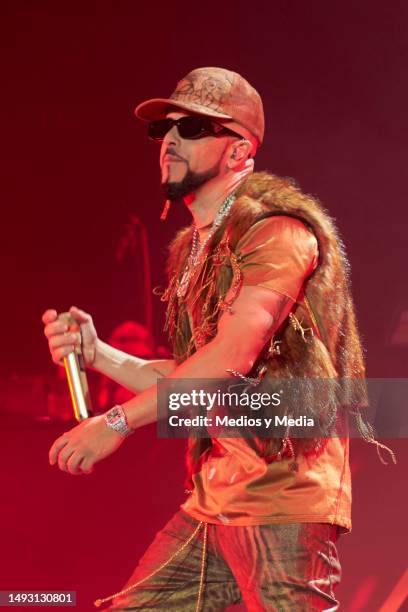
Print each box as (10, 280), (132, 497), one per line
(102, 509), (342, 611)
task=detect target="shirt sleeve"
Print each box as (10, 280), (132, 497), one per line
(235, 215), (319, 301)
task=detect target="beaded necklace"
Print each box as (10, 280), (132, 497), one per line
(176, 193), (236, 299)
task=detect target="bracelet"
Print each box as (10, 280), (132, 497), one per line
(104, 405), (134, 438)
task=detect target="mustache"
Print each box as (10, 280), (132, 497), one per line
(163, 147), (186, 162)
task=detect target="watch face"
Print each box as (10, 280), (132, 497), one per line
(108, 407), (121, 422)
(105, 406), (130, 436)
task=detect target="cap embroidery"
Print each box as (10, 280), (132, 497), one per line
(171, 70), (233, 113)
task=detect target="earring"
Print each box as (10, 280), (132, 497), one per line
(160, 200), (171, 221)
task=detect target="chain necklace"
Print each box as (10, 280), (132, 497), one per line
(176, 193), (236, 299)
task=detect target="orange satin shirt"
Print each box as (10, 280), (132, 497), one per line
(181, 216), (352, 533)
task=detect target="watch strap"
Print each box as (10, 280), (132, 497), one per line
(104, 405), (134, 437)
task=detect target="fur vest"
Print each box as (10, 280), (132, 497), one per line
(161, 172), (394, 479)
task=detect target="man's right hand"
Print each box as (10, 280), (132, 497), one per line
(42, 306), (98, 367)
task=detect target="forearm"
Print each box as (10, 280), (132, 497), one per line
(92, 339), (176, 393)
(118, 287), (292, 431)
(121, 335), (254, 430)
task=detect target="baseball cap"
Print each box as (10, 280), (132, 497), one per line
(135, 67), (265, 152)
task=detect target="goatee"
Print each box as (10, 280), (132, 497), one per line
(162, 162), (221, 201)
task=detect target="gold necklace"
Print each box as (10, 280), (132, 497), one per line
(176, 193), (236, 299)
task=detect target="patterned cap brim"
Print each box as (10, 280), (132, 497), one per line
(135, 98), (233, 121)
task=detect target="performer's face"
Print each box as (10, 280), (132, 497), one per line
(159, 111), (238, 200)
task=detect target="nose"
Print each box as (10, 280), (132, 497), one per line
(162, 123), (180, 147)
(160, 124), (180, 162)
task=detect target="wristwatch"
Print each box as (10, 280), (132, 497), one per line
(104, 405), (134, 437)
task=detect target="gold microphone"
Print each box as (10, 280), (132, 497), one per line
(57, 312), (93, 421)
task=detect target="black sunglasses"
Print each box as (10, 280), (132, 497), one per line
(148, 116), (242, 141)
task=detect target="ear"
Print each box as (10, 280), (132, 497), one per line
(227, 140), (253, 169)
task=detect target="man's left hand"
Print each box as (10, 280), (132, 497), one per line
(49, 415), (125, 475)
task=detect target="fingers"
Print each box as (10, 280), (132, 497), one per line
(48, 333), (80, 350)
(49, 435), (69, 465)
(46, 334), (76, 364)
(51, 346), (75, 363)
(44, 320), (81, 364)
(66, 452), (86, 476)
(78, 457), (94, 475)
(43, 307), (91, 331)
(49, 434), (86, 476)
(42, 309), (58, 325)
(58, 444), (76, 472)
(69, 305), (91, 324)
(43, 320), (68, 340)
(48, 417), (111, 477)
(49, 435), (93, 476)
(43, 306), (96, 367)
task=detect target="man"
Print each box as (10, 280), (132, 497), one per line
(43, 67), (380, 610)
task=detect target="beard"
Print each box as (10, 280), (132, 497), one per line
(161, 160), (221, 201)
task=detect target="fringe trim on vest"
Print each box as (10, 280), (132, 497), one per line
(161, 172), (396, 484)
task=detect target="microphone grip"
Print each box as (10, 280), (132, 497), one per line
(57, 312), (93, 421)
